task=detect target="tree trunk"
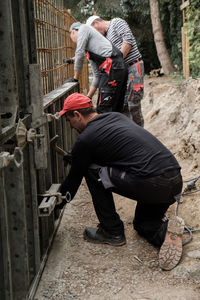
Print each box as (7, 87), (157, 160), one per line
(149, 0), (174, 75)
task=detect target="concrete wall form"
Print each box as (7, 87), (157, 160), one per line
(0, 1), (79, 299)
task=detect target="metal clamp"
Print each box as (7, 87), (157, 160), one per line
(16, 119), (45, 149)
(0, 147), (23, 168)
(31, 113), (58, 129)
(38, 184), (63, 216)
(54, 112), (61, 120)
(27, 128), (44, 143)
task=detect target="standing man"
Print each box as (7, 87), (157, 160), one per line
(57, 92), (184, 271)
(86, 16), (144, 127)
(67, 22), (127, 114)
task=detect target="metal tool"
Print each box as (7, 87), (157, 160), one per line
(50, 135), (67, 156)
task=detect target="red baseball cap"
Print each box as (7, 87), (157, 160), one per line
(58, 93), (93, 117)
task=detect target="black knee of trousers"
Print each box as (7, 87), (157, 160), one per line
(133, 219), (168, 247)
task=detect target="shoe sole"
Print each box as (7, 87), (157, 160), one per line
(83, 231), (126, 247)
(159, 216), (184, 271)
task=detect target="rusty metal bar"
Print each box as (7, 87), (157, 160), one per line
(33, 0), (88, 95)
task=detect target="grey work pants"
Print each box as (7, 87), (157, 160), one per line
(123, 60), (144, 127)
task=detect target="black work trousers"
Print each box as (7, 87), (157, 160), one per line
(85, 167), (182, 247)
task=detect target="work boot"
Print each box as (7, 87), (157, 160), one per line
(159, 215), (184, 271)
(83, 226), (126, 246)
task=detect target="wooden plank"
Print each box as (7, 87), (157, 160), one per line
(0, 169), (13, 300)
(28, 144), (41, 274)
(23, 144), (41, 283)
(182, 27), (186, 77)
(4, 160), (30, 300)
(11, 0), (30, 111)
(0, 0), (18, 130)
(43, 82), (77, 108)
(180, 0), (190, 10)
(182, 27), (190, 78)
(185, 36), (190, 78)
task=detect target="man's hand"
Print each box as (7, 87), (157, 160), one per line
(65, 78), (79, 83)
(63, 58), (74, 64)
(55, 198), (67, 210)
(63, 152), (72, 167)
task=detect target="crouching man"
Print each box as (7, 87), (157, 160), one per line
(57, 92), (184, 271)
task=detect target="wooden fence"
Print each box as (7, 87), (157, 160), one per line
(0, 1), (85, 300)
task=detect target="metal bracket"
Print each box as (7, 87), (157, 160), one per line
(31, 113), (58, 129)
(27, 128), (44, 143)
(16, 119), (47, 149)
(0, 147), (23, 168)
(38, 184), (62, 217)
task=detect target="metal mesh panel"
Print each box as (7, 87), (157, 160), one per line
(33, 0), (89, 94)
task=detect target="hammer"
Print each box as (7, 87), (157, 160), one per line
(50, 135), (67, 156)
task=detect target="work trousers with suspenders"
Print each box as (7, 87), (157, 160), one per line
(123, 59), (144, 127)
(85, 165), (183, 247)
(88, 46), (128, 113)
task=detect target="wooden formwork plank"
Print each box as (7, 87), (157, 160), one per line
(44, 122), (53, 188)
(29, 64), (48, 170)
(11, 0), (31, 111)
(23, 145), (41, 283)
(37, 170), (49, 256)
(53, 98), (65, 183)
(0, 0), (18, 129)
(4, 161), (30, 300)
(0, 169), (13, 300)
(37, 168), (55, 261)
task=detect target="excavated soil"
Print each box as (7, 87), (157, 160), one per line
(35, 76), (200, 300)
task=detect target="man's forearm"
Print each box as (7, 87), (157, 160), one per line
(121, 42), (131, 59)
(74, 70), (81, 80)
(87, 85), (97, 98)
(59, 168), (83, 200)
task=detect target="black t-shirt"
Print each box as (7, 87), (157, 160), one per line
(60, 112), (180, 198)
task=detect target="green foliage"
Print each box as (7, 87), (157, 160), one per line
(64, 0), (160, 73)
(185, 0), (200, 77)
(121, 0), (159, 72)
(160, 0), (182, 70)
(64, 0), (200, 76)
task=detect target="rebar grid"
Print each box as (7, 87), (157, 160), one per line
(33, 0), (88, 95)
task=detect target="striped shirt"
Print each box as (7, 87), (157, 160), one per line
(106, 18), (141, 65)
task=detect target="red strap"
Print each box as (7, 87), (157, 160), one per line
(98, 93), (102, 105)
(133, 84), (144, 92)
(99, 58), (112, 75)
(85, 52), (90, 59)
(129, 75), (134, 81)
(135, 62), (141, 77)
(108, 80), (117, 87)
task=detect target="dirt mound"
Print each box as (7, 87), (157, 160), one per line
(144, 77), (200, 171)
(143, 77), (200, 230)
